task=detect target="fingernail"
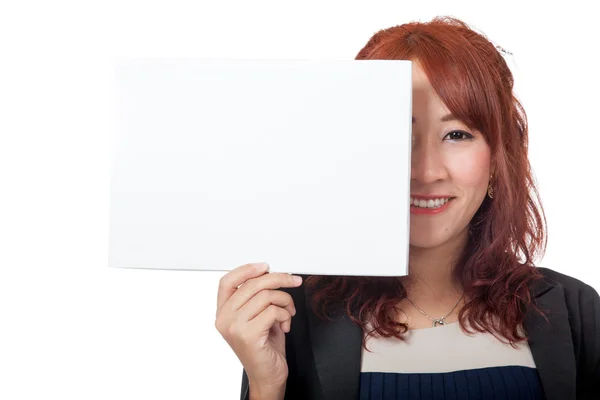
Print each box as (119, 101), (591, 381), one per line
(292, 275), (302, 285)
(256, 263), (269, 272)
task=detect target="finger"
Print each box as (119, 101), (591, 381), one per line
(248, 304), (293, 334)
(217, 262), (269, 310)
(236, 289), (296, 323)
(227, 272), (302, 312)
(281, 319), (291, 333)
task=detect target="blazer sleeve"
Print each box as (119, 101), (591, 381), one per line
(240, 368), (250, 400)
(579, 283), (600, 397)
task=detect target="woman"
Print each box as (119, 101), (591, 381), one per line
(215, 16), (600, 400)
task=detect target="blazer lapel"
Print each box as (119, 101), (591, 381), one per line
(305, 283), (362, 400)
(525, 277), (577, 400)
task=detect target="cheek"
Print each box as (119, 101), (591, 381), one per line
(444, 145), (491, 189)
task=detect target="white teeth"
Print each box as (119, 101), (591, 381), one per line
(410, 197), (452, 208)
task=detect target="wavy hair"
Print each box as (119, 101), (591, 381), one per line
(304, 16), (547, 349)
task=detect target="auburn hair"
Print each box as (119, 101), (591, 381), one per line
(304, 16), (547, 349)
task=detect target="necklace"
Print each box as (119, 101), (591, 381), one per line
(406, 294), (464, 327)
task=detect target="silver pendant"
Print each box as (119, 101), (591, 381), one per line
(433, 318), (446, 327)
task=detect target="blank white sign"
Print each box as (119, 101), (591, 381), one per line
(109, 59), (412, 276)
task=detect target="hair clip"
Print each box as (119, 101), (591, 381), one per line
(495, 44), (513, 56)
(493, 42), (519, 74)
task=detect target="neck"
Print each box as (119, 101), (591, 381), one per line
(403, 227), (469, 303)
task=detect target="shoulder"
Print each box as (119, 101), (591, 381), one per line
(534, 266), (599, 301)
(533, 267), (599, 347)
(532, 267), (599, 323)
(535, 266), (594, 289)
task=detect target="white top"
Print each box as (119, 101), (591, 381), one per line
(361, 321), (537, 373)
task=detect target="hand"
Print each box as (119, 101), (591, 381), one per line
(215, 262), (303, 391)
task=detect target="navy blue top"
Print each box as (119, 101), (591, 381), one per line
(359, 365), (545, 399)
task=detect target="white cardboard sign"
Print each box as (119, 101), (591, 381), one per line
(109, 59), (412, 276)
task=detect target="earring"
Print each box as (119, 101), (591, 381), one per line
(487, 175), (494, 199)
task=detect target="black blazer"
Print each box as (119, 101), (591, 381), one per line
(241, 268), (600, 400)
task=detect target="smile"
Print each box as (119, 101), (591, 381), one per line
(409, 196), (456, 215)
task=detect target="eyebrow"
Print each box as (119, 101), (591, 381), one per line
(412, 114), (457, 123)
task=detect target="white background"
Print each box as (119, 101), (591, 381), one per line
(0, 1), (598, 399)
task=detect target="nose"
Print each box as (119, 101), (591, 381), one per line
(410, 137), (447, 184)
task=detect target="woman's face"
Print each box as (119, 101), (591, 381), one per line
(409, 61), (492, 249)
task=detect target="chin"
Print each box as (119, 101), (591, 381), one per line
(409, 233), (451, 249)
(409, 224), (470, 249)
